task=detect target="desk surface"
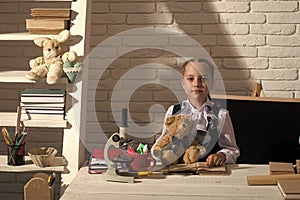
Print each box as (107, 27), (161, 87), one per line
(60, 164), (283, 200)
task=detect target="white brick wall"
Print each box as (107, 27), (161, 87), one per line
(81, 0), (300, 153)
(1, 1), (300, 198)
(87, 0), (300, 98)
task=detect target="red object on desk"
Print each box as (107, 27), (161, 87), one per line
(88, 148), (121, 174)
(92, 148), (121, 160)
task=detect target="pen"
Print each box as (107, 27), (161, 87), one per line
(7, 146), (16, 165)
(2, 128), (12, 145)
(48, 172), (56, 186)
(138, 171), (153, 176)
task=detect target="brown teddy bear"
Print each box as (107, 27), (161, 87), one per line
(152, 114), (206, 165)
(26, 29), (72, 85)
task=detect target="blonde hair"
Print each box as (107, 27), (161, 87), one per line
(182, 58), (214, 79)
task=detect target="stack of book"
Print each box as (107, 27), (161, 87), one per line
(88, 149), (108, 174)
(88, 149), (121, 174)
(25, 8), (71, 34)
(20, 89), (66, 121)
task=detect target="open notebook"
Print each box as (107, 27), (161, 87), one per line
(164, 162), (228, 175)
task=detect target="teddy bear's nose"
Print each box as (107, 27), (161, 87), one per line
(48, 48), (51, 51)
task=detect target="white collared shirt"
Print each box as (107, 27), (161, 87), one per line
(157, 98), (240, 164)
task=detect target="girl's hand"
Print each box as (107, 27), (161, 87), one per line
(206, 152), (226, 167)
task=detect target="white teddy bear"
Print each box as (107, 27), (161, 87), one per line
(26, 29), (75, 85)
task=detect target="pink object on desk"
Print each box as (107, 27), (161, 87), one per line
(127, 147), (136, 155)
(126, 153), (156, 172)
(92, 148), (121, 160)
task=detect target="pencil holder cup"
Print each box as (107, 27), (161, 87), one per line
(7, 143), (25, 166)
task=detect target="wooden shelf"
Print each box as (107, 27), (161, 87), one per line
(0, 70), (68, 84)
(0, 32), (59, 41)
(0, 156), (68, 173)
(0, 0), (72, 2)
(0, 112), (67, 128)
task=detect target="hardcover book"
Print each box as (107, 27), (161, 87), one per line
(21, 96), (65, 103)
(26, 8), (71, 34)
(21, 113), (64, 120)
(20, 89), (66, 120)
(277, 179), (300, 199)
(20, 89), (66, 103)
(22, 108), (65, 114)
(269, 162), (295, 175)
(20, 103), (65, 109)
(21, 89), (66, 96)
(30, 8), (71, 18)
(88, 149), (121, 174)
(26, 19), (68, 30)
(27, 29), (65, 35)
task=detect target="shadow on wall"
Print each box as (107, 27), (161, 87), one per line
(165, 1), (252, 95)
(90, 1), (255, 145)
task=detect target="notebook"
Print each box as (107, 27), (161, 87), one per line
(269, 162), (295, 175)
(277, 179), (300, 199)
(88, 148), (121, 174)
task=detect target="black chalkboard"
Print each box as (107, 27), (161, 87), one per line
(213, 95), (300, 164)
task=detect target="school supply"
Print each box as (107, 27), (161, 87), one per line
(88, 150), (108, 174)
(20, 89), (66, 121)
(247, 174), (300, 186)
(247, 160), (300, 186)
(163, 162), (228, 175)
(48, 172), (56, 186)
(269, 162), (295, 175)
(88, 148), (121, 174)
(2, 127), (28, 165)
(102, 133), (137, 183)
(277, 179), (300, 199)
(20, 89), (65, 103)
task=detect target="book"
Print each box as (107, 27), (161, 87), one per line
(277, 180), (300, 199)
(27, 29), (65, 35)
(26, 8), (71, 34)
(164, 162), (228, 175)
(269, 162), (295, 175)
(32, 16), (70, 20)
(20, 89), (66, 103)
(21, 89), (66, 97)
(88, 155), (108, 174)
(20, 89), (66, 120)
(20, 103), (65, 109)
(22, 108), (65, 114)
(30, 8), (71, 18)
(88, 149), (121, 174)
(21, 113), (64, 120)
(21, 96), (65, 103)
(26, 19), (69, 30)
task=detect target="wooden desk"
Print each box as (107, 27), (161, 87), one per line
(60, 164), (283, 200)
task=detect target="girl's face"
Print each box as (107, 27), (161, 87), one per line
(181, 62), (212, 106)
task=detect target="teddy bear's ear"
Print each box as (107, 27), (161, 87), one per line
(33, 37), (50, 47)
(56, 29), (70, 43)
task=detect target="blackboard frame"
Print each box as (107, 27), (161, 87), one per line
(213, 95), (300, 164)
